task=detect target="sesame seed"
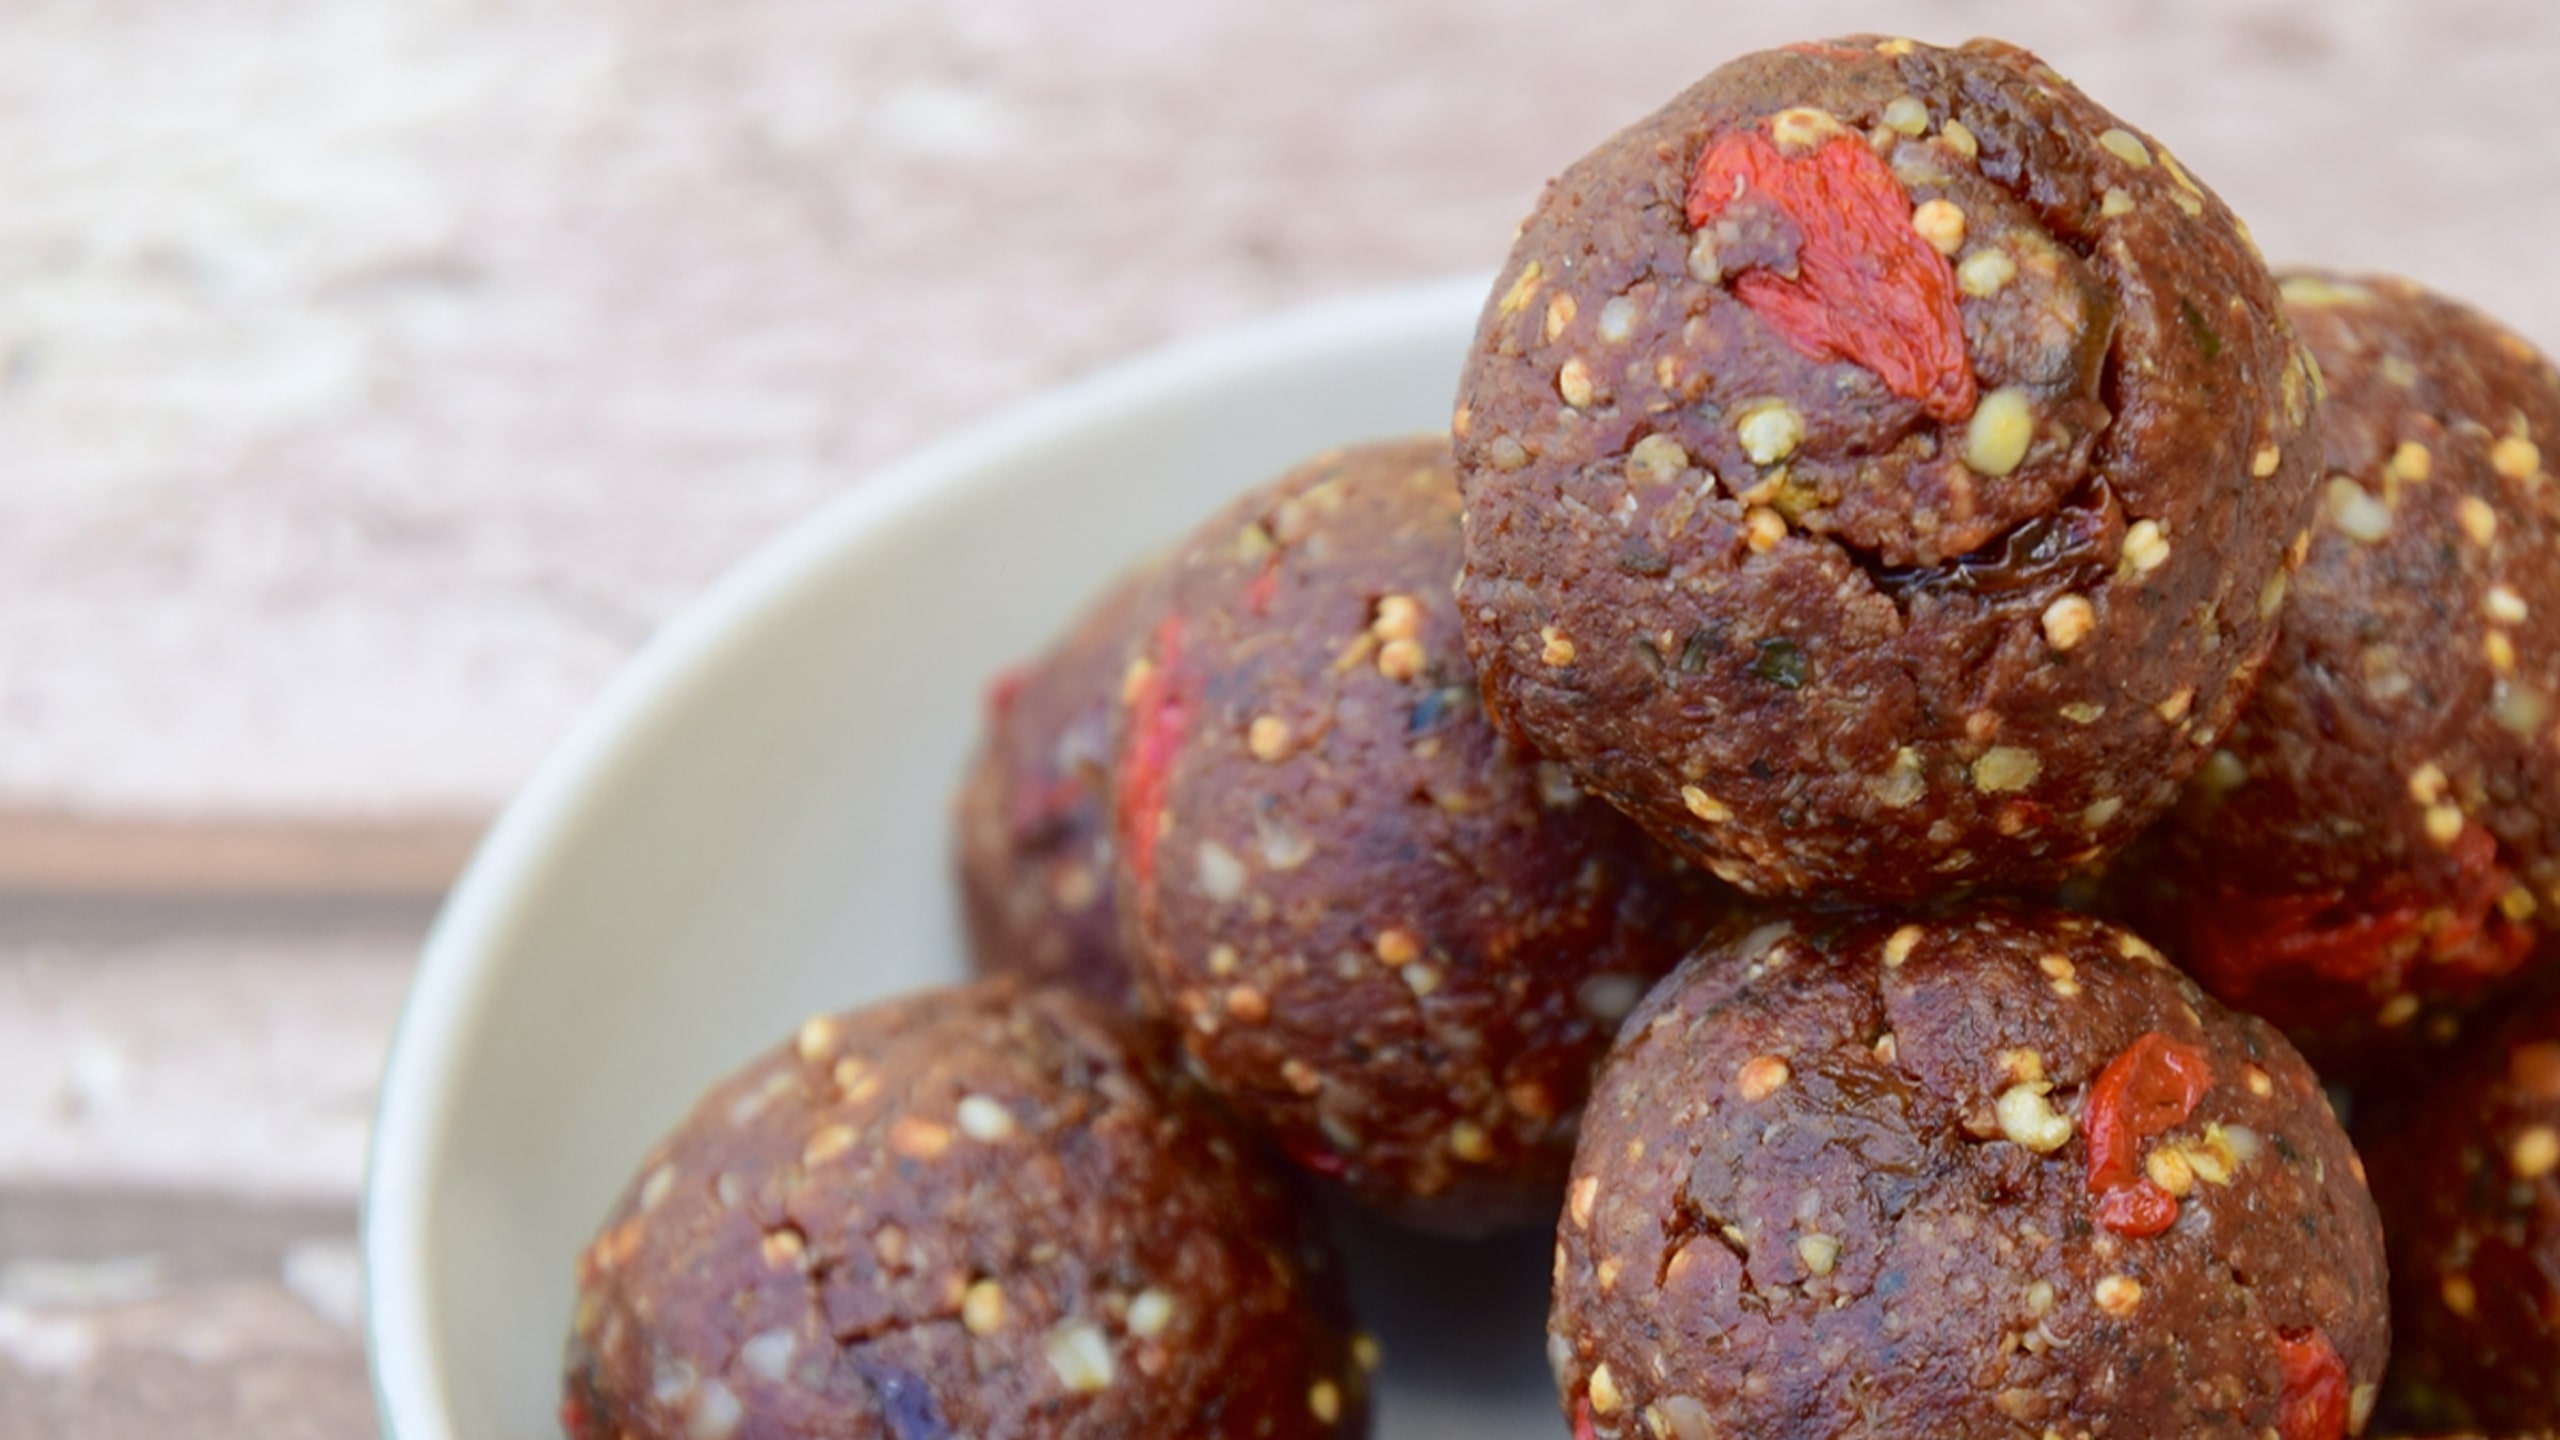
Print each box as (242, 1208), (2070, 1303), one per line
(2458, 496), (2501, 547)
(1676, 784), (1734, 825)
(1598, 295), (1638, 344)
(1964, 387), (2035, 477)
(1883, 924), (1925, 968)
(1570, 1176), (1599, 1229)
(1737, 400), (1805, 465)
(2039, 955), (2076, 982)
(1559, 357), (1596, 409)
(2379, 994), (2424, 1028)
(1769, 107), (1846, 153)
(2094, 1274), (2144, 1317)
(1372, 594), (1424, 641)
(962, 1279), (1007, 1335)
(794, 1015), (838, 1065)
(1997, 1084), (2075, 1153)
(1127, 1288), (1176, 1338)
(2100, 187), (2135, 218)
(2487, 585), (2530, 623)
(2409, 762), (2449, 806)
(1376, 637), (1425, 682)
(1309, 1379), (1343, 1424)
(1497, 262), (1543, 318)
(1539, 627), (1577, 666)
(1971, 746), (2042, 793)
(1402, 962), (1442, 997)
(1958, 248), (2016, 297)
(1687, 230), (1722, 285)
(1911, 199), (1967, 255)
(1940, 120), (1978, 158)
(1797, 1233), (1841, 1276)
(802, 1125), (857, 1167)
(2097, 128), (2153, 167)
(1744, 505), (1788, 552)
(2442, 1273), (2479, 1318)
(1544, 292), (1578, 343)
(889, 1116), (952, 1160)
(1043, 1321), (1117, 1393)
(1873, 748), (1927, 808)
(2157, 687), (2195, 723)
(2146, 1146), (2197, 1197)
(2122, 519), (2172, 572)
(1587, 1363), (1625, 1414)
(2512, 1125), (2560, 1179)
(1882, 96), (1930, 135)
(2251, 444), (2282, 478)
(2493, 435), (2542, 482)
(1877, 37), (1918, 56)
(2083, 795), (2125, 828)
(1247, 715), (1291, 762)
(1738, 1054), (1792, 1101)
(1488, 435), (1529, 472)
(2424, 803), (2465, 847)
(640, 1163), (677, 1212)
(2488, 630), (2518, 673)
(2041, 594), (2096, 651)
(2259, 569), (2290, 620)
(760, 1229), (804, 1269)
(956, 1095), (1016, 1142)
(2389, 441), (2432, 482)
(1628, 433), (1689, 483)
(2324, 478), (2394, 543)
(2244, 1065), (2276, 1098)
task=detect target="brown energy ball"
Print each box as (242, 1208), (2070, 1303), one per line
(1453, 35), (2319, 902)
(955, 569), (1156, 1007)
(2363, 982), (2560, 1433)
(1555, 906), (2388, 1440)
(561, 981), (1369, 1440)
(1112, 437), (1738, 1235)
(2109, 274), (2560, 1067)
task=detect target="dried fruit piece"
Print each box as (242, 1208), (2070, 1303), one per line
(1116, 617), (1190, 890)
(2176, 825), (2536, 1029)
(2274, 1328), (2350, 1440)
(1685, 127), (1976, 421)
(2084, 1031), (2213, 1236)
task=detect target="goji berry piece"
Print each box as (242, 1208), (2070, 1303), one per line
(2177, 824), (2536, 1026)
(1115, 617), (1189, 892)
(1573, 1397), (1599, 1440)
(1244, 555), (1282, 617)
(2274, 1328), (2351, 1440)
(1686, 126), (1976, 422)
(2084, 1031), (2213, 1235)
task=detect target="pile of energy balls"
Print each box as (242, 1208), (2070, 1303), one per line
(560, 36), (2560, 1440)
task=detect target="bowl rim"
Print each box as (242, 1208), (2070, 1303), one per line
(359, 273), (1492, 1440)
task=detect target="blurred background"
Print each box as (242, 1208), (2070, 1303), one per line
(2, 0), (2554, 1434)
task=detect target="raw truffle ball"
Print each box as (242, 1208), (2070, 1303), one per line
(1113, 437), (1738, 1235)
(561, 981), (1369, 1440)
(2363, 981), (2560, 1433)
(1453, 35), (2319, 902)
(2110, 274), (2560, 1066)
(955, 569), (1156, 1007)
(1554, 906), (2387, 1440)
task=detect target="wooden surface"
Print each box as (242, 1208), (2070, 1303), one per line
(9, 0), (2560, 1434)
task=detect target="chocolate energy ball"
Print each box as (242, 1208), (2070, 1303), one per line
(1555, 907), (2388, 1440)
(2110, 274), (2560, 1064)
(2363, 982), (2560, 1433)
(1453, 36), (2319, 901)
(562, 981), (1370, 1440)
(955, 569), (1156, 1007)
(1113, 437), (1737, 1235)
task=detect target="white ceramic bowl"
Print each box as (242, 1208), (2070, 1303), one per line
(364, 276), (1570, 1440)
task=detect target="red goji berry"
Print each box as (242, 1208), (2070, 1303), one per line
(1114, 617), (1189, 892)
(2179, 824), (2536, 1026)
(2083, 1031), (2213, 1236)
(1685, 125), (1976, 422)
(2274, 1328), (2351, 1440)
(1573, 1397), (1599, 1440)
(1244, 555), (1282, 617)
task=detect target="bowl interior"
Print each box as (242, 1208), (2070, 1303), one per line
(364, 277), (1563, 1440)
